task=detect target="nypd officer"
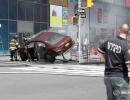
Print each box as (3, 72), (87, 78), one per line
(98, 24), (130, 100)
(9, 38), (19, 61)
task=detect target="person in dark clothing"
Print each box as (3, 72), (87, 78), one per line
(98, 24), (130, 100)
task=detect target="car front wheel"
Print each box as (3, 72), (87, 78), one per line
(44, 53), (56, 63)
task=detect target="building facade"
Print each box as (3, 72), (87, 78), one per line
(1, 0), (130, 63)
(68, 0), (130, 63)
(0, 0), (49, 55)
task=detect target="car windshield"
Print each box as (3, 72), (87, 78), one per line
(46, 33), (65, 45)
(31, 30), (46, 39)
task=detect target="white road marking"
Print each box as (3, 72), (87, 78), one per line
(9, 64), (105, 76)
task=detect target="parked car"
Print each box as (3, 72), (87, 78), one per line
(19, 31), (74, 63)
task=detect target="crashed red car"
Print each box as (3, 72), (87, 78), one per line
(19, 31), (74, 63)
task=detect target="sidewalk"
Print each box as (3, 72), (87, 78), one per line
(0, 55), (11, 61)
(0, 55), (104, 67)
(0, 56), (29, 67)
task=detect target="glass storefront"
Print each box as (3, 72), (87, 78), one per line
(0, 0), (49, 55)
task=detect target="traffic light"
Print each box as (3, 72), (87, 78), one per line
(86, 0), (94, 8)
(72, 16), (78, 25)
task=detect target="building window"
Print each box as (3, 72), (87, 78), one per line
(9, 0), (17, 20)
(25, 3), (34, 21)
(18, 1), (26, 20)
(34, 22), (40, 33)
(40, 5), (48, 22)
(0, 20), (8, 50)
(9, 21), (17, 34)
(0, 0), (8, 19)
(40, 23), (48, 31)
(34, 4), (40, 22)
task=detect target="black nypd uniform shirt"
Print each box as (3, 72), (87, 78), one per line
(98, 36), (130, 77)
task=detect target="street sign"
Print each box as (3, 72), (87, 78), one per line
(78, 8), (85, 13)
(77, 8), (86, 18)
(80, 14), (86, 18)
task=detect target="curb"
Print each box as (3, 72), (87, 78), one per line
(0, 61), (30, 67)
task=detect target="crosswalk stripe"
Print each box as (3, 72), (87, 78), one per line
(8, 64), (130, 77)
(10, 65), (104, 76)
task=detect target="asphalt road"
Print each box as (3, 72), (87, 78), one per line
(0, 74), (106, 100)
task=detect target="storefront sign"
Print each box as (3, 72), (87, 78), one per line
(80, 14), (86, 18)
(49, 0), (68, 7)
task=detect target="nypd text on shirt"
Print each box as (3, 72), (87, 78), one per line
(107, 42), (121, 53)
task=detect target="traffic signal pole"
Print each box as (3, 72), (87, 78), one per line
(78, 0), (82, 63)
(77, 0), (94, 63)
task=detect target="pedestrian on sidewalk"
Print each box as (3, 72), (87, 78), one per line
(98, 23), (130, 100)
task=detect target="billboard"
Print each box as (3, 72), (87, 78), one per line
(50, 5), (62, 27)
(62, 7), (68, 25)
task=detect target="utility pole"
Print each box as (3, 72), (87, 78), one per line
(78, 0), (82, 63)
